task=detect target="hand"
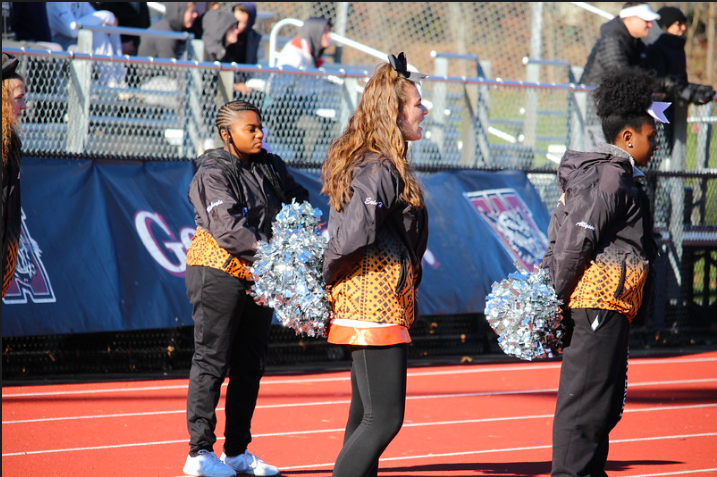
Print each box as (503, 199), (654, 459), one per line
(690, 84), (715, 105)
(234, 82), (252, 94)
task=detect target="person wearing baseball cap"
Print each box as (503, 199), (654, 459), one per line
(619, 3), (661, 22)
(579, 2), (660, 87)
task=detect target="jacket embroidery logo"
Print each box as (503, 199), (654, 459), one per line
(364, 198), (384, 208)
(576, 221), (596, 231)
(206, 200), (224, 213)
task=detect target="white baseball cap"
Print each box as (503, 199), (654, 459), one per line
(619, 4), (660, 21)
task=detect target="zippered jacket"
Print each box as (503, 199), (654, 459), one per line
(185, 148), (309, 279)
(542, 145), (657, 322)
(2, 133), (22, 296)
(323, 155), (429, 327)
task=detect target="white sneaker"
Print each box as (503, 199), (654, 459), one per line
(221, 450), (280, 476)
(183, 449), (237, 477)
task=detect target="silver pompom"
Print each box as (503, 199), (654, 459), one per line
(250, 200), (332, 337)
(484, 263), (564, 361)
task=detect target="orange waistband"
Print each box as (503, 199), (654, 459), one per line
(327, 324), (411, 346)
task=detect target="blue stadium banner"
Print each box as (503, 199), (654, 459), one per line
(2, 157), (551, 337)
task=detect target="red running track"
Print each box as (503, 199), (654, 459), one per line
(3, 349), (717, 476)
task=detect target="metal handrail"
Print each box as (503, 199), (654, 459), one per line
(72, 23), (195, 40)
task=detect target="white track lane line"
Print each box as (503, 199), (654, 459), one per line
(3, 405), (716, 456)
(3, 379), (716, 424)
(3, 355), (716, 399)
(277, 432), (717, 470)
(6, 432), (715, 468)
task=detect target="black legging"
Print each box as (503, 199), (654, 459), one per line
(332, 343), (409, 477)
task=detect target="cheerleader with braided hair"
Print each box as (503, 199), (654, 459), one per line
(542, 66), (665, 476)
(183, 99), (308, 477)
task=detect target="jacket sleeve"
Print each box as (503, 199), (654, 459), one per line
(596, 34), (633, 73)
(189, 165), (263, 261)
(546, 185), (616, 301)
(323, 161), (399, 284)
(47, 3), (81, 39)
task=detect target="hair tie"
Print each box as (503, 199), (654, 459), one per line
(387, 52), (427, 81)
(648, 101), (671, 124)
(2, 53), (19, 80)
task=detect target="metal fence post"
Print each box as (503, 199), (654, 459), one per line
(66, 30), (92, 153)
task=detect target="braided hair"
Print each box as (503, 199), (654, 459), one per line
(216, 100), (262, 141)
(592, 67), (657, 144)
(214, 99), (287, 203)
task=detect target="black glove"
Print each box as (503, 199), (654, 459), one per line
(688, 83), (715, 105)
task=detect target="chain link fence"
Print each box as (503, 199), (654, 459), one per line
(2, 2), (715, 378)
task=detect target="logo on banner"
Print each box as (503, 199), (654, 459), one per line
(135, 211), (195, 276)
(464, 188), (548, 270)
(2, 209), (56, 304)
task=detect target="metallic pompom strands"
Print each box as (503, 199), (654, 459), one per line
(250, 200), (332, 337)
(484, 263), (564, 361)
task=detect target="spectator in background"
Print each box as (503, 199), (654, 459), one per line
(202, 3), (262, 95)
(137, 2), (198, 59)
(646, 6), (715, 115)
(276, 16), (332, 69)
(2, 54), (27, 298)
(9, 2), (53, 43)
(578, 2), (659, 150)
(46, 2), (125, 86)
(191, 2), (221, 41)
(91, 2), (151, 56)
(579, 2), (659, 87)
(231, 2), (262, 94)
(264, 16), (333, 160)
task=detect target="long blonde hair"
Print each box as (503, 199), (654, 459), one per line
(2, 73), (23, 163)
(320, 62), (424, 211)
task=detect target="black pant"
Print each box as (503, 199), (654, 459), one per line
(185, 266), (274, 457)
(551, 308), (630, 477)
(332, 343), (409, 477)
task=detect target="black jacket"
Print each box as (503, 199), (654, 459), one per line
(137, 2), (191, 59)
(580, 17), (649, 86)
(323, 155), (428, 286)
(322, 155), (429, 326)
(646, 32), (715, 106)
(542, 145), (657, 322)
(188, 148), (309, 263)
(2, 133), (22, 296)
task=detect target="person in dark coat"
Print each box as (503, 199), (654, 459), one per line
(201, 3), (261, 94)
(579, 2), (660, 87)
(543, 66), (663, 477)
(2, 54), (27, 298)
(137, 2), (198, 59)
(182, 99), (308, 477)
(646, 6), (715, 111)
